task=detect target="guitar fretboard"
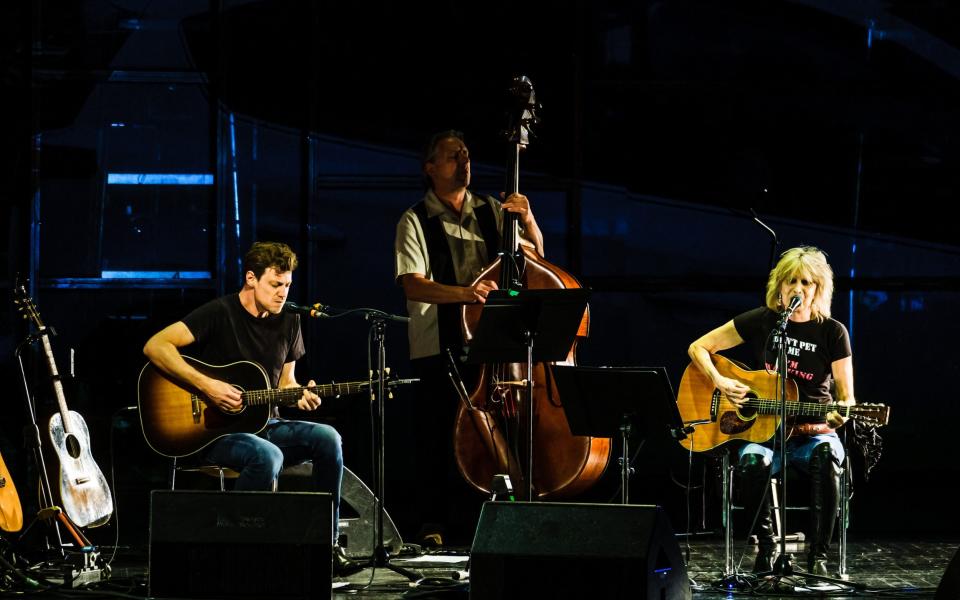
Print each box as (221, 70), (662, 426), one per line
(741, 398), (851, 417)
(241, 382), (369, 407)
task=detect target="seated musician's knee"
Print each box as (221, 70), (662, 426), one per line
(737, 452), (772, 478)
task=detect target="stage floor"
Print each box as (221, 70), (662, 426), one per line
(7, 536), (954, 598)
(331, 537), (954, 599)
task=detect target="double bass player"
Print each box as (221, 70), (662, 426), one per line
(394, 129), (544, 547)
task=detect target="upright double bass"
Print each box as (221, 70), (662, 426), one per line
(454, 76), (611, 500)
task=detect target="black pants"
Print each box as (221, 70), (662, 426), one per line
(408, 355), (483, 546)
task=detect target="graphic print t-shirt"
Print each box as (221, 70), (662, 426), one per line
(733, 307), (851, 423)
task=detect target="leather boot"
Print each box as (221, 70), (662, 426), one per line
(738, 454), (776, 573)
(333, 544), (364, 577)
(806, 443), (842, 576)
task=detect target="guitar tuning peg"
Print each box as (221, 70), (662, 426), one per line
(384, 367), (391, 375)
(388, 391), (393, 399)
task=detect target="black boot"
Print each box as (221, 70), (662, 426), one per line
(806, 443), (842, 576)
(333, 544), (364, 577)
(738, 454), (776, 573)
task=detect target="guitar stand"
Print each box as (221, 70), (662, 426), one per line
(14, 336), (67, 561)
(16, 510), (107, 589)
(14, 330), (109, 589)
(44, 508), (108, 588)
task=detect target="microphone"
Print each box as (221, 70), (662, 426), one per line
(783, 294), (802, 316)
(284, 301), (330, 318)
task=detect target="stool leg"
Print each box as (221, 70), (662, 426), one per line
(838, 464), (850, 577)
(739, 454), (775, 573)
(770, 479), (781, 541)
(722, 451), (734, 576)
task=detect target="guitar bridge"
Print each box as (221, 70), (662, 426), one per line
(710, 389), (721, 420)
(74, 477), (90, 485)
(191, 394), (201, 423)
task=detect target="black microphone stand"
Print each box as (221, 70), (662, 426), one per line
(749, 208), (780, 275)
(366, 313), (418, 580)
(769, 310), (795, 581)
(755, 309), (861, 593)
(302, 303), (419, 581)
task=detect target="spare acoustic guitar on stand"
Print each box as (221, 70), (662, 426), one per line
(0, 448), (24, 534)
(14, 288), (113, 529)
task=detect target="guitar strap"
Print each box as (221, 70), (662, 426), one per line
(792, 422), (835, 436)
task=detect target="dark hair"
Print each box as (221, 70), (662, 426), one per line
(243, 241), (298, 279)
(422, 129), (465, 189)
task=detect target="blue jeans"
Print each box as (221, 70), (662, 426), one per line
(202, 419), (343, 542)
(739, 432), (845, 475)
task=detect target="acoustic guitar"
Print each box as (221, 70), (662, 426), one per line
(0, 449), (23, 533)
(14, 287), (114, 528)
(138, 356), (377, 457)
(676, 352), (890, 452)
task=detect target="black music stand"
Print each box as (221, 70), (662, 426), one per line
(551, 365), (686, 504)
(465, 288), (590, 501)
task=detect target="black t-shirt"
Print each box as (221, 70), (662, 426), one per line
(733, 307), (851, 420)
(181, 294), (305, 389)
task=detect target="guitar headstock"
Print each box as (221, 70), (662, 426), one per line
(852, 402), (890, 427)
(12, 282), (45, 330)
(504, 75), (541, 148)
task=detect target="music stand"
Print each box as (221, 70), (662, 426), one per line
(551, 365), (685, 503)
(465, 288), (590, 501)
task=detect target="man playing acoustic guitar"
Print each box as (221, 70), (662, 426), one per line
(687, 246), (856, 578)
(143, 241), (362, 577)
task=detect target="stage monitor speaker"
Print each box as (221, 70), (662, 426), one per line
(470, 502), (691, 600)
(936, 545), (960, 600)
(279, 464), (403, 559)
(149, 490), (332, 600)
(338, 466), (403, 558)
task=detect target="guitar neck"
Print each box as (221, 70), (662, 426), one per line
(241, 382), (369, 407)
(743, 398), (850, 418)
(38, 330), (72, 432)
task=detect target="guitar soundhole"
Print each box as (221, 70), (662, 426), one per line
(738, 392), (758, 418)
(719, 392), (758, 435)
(65, 434), (82, 459)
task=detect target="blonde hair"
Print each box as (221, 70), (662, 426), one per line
(764, 246), (834, 321)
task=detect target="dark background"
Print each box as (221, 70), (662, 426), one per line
(3, 0), (959, 552)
